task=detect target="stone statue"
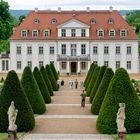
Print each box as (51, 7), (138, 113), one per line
(116, 103), (126, 132)
(7, 101), (18, 131)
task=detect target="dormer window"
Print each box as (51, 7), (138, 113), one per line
(120, 29), (127, 37)
(98, 29), (104, 37)
(61, 29), (66, 37)
(109, 29), (115, 37)
(32, 29), (38, 37)
(90, 19), (96, 25)
(44, 29), (50, 37)
(21, 29), (28, 38)
(51, 19), (57, 24)
(108, 18), (113, 24)
(81, 29), (86, 37)
(34, 19), (39, 24)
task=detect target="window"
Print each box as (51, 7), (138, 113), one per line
(90, 19), (96, 24)
(62, 62), (66, 70)
(120, 29), (127, 37)
(104, 46), (109, 54)
(108, 18), (113, 24)
(81, 29), (86, 37)
(2, 60), (8, 71)
(127, 61), (131, 70)
(104, 61), (109, 67)
(61, 44), (66, 55)
(39, 61), (44, 68)
(27, 47), (32, 55)
(39, 46), (43, 55)
(44, 30), (50, 37)
(93, 61), (98, 64)
(116, 61), (120, 69)
(93, 46), (98, 54)
(98, 29), (104, 37)
(81, 62), (86, 70)
(50, 46), (54, 54)
(32, 30), (38, 37)
(27, 61), (32, 68)
(50, 61), (54, 64)
(116, 46), (120, 54)
(21, 30), (27, 37)
(127, 46), (131, 55)
(71, 29), (76, 37)
(34, 19), (39, 24)
(17, 61), (21, 70)
(61, 29), (66, 37)
(81, 44), (86, 55)
(51, 19), (57, 24)
(109, 29), (115, 37)
(17, 46), (21, 54)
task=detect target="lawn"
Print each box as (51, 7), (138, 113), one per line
(112, 134), (140, 140)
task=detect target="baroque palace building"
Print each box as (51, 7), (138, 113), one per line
(0, 7), (139, 74)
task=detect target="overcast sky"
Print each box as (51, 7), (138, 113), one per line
(5, 0), (140, 10)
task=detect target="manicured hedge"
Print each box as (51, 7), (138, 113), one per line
(50, 63), (58, 81)
(86, 66), (100, 97)
(33, 67), (51, 104)
(90, 65), (107, 103)
(45, 65), (58, 91)
(97, 68), (140, 134)
(21, 66), (46, 114)
(91, 68), (114, 115)
(0, 70), (35, 132)
(40, 66), (53, 96)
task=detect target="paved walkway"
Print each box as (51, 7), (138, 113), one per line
(21, 76), (114, 140)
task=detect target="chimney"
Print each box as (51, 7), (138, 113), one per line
(58, 7), (61, 12)
(109, 6), (113, 12)
(86, 7), (90, 12)
(35, 8), (38, 13)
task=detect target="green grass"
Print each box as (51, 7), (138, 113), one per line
(112, 134), (140, 140)
(0, 132), (26, 140)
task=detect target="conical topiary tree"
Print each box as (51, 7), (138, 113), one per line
(50, 63), (58, 81)
(33, 67), (51, 104)
(91, 68), (114, 115)
(21, 66), (46, 114)
(40, 66), (53, 96)
(97, 68), (140, 134)
(86, 66), (100, 97)
(90, 65), (107, 103)
(45, 65), (58, 91)
(84, 63), (94, 87)
(0, 70), (35, 132)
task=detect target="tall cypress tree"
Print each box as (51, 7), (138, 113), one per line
(97, 68), (140, 134)
(33, 67), (51, 104)
(50, 63), (58, 81)
(0, 70), (35, 132)
(21, 66), (46, 114)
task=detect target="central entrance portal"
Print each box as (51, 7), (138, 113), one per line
(71, 62), (77, 74)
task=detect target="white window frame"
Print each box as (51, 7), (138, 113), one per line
(104, 46), (109, 55)
(109, 29), (115, 37)
(71, 29), (76, 37)
(32, 29), (38, 37)
(98, 29), (104, 37)
(116, 46), (121, 54)
(93, 46), (98, 54)
(81, 44), (86, 55)
(17, 46), (21, 55)
(61, 29), (66, 37)
(21, 29), (28, 38)
(104, 61), (109, 67)
(127, 46), (132, 55)
(39, 46), (43, 55)
(62, 62), (66, 70)
(81, 62), (86, 70)
(127, 61), (131, 70)
(27, 61), (32, 68)
(44, 29), (50, 37)
(81, 29), (86, 37)
(27, 46), (32, 55)
(50, 46), (54, 55)
(116, 61), (120, 69)
(61, 44), (66, 55)
(39, 61), (44, 68)
(17, 61), (21, 70)
(120, 29), (127, 37)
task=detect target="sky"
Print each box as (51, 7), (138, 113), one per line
(5, 0), (140, 10)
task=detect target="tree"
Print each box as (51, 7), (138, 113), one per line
(21, 66), (46, 114)
(86, 66), (100, 97)
(40, 66), (53, 96)
(0, 70), (35, 132)
(45, 65), (58, 91)
(50, 63), (58, 81)
(97, 68), (140, 134)
(91, 68), (114, 115)
(90, 65), (107, 103)
(33, 67), (51, 104)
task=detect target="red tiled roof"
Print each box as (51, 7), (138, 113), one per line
(10, 10), (137, 40)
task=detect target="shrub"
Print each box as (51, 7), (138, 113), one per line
(0, 77), (4, 83)
(45, 65), (58, 91)
(91, 68), (114, 115)
(33, 67), (51, 104)
(21, 66), (46, 114)
(131, 79), (135, 83)
(50, 63), (58, 81)
(40, 66), (53, 96)
(90, 66), (107, 103)
(96, 68), (140, 134)
(0, 70), (35, 132)
(86, 66), (100, 97)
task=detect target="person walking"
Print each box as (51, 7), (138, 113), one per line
(75, 79), (78, 89)
(80, 90), (86, 107)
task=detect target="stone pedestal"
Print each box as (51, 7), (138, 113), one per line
(117, 131), (127, 140)
(8, 130), (17, 140)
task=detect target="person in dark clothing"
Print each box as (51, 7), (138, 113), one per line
(61, 80), (64, 86)
(80, 90), (86, 107)
(75, 79), (78, 88)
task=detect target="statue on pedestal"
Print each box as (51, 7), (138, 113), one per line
(7, 101), (18, 131)
(116, 103), (126, 132)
